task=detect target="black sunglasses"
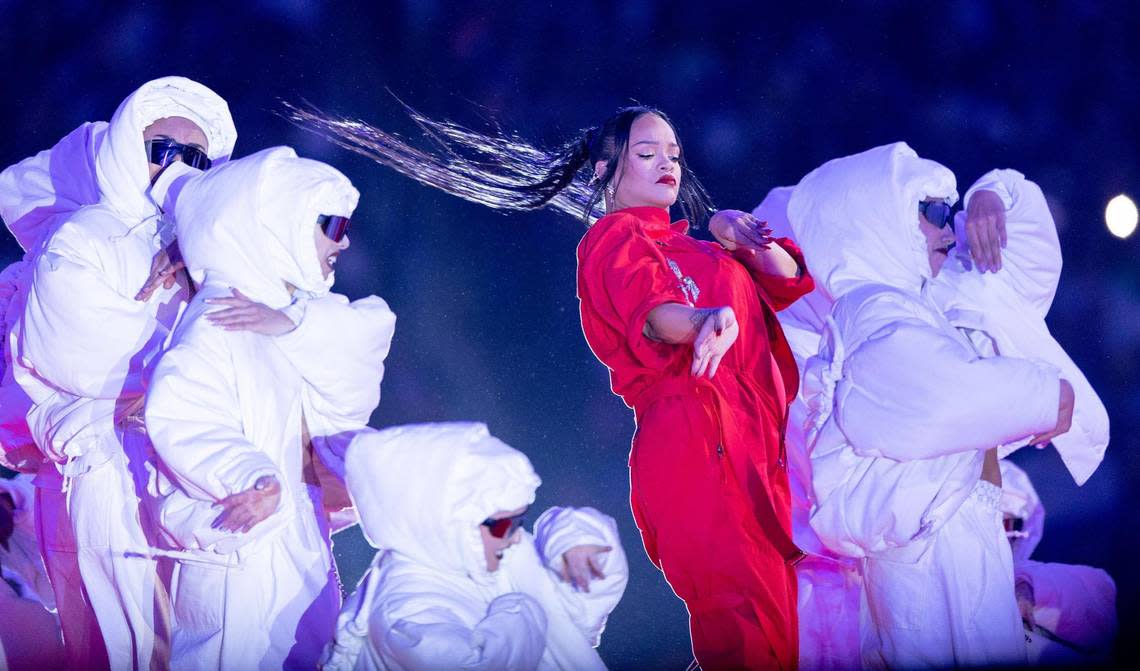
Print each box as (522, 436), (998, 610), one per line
(481, 511), (527, 539)
(145, 138), (212, 171)
(317, 214), (351, 242)
(918, 200), (955, 230)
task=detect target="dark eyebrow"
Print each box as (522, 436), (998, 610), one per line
(632, 140), (681, 150)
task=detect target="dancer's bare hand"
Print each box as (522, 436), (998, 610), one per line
(709, 209), (772, 252)
(136, 244), (186, 301)
(1029, 379), (1075, 447)
(692, 307), (738, 379)
(206, 288), (295, 335)
(965, 190), (1007, 273)
(559, 544), (611, 593)
(212, 476), (281, 533)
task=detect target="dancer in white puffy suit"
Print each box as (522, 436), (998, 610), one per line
(8, 77), (237, 670)
(751, 187), (862, 670)
(322, 422), (629, 671)
(998, 461), (1117, 664)
(787, 143), (1077, 669)
(144, 146), (396, 670)
(2, 119), (106, 474)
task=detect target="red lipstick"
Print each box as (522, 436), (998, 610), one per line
(656, 175), (677, 186)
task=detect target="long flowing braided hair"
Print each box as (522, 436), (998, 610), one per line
(284, 100), (715, 226)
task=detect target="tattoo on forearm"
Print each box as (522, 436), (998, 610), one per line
(689, 308), (709, 332)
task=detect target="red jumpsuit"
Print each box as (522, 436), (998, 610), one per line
(577, 207), (813, 670)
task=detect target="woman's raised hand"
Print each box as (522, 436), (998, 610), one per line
(709, 209), (772, 252)
(692, 307), (738, 379)
(206, 288), (296, 336)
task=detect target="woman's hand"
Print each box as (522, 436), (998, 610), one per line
(211, 476), (282, 533)
(136, 243), (187, 301)
(965, 189), (1007, 273)
(1029, 379), (1075, 447)
(206, 288), (296, 336)
(709, 209), (772, 252)
(692, 307), (738, 378)
(559, 544), (611, 593)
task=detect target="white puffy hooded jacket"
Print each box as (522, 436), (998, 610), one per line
(147, 145), (395, 553)
(323, 423), (628, 671)
(144, 146), (395, 669)
(787, 142), (1062, 562)
(11, 77), (236, 475)
(0, 121), (106, 472)
(927, 170), (1109, 485)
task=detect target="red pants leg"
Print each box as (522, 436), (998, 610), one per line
(630, 397), (796, 670)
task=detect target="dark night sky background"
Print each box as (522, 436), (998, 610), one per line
(2, 1), (1138, 667)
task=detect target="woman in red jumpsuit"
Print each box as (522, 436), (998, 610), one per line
(291, 103), (813, 670)
(576, 112), (813, 670)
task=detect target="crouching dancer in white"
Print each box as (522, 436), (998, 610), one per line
(787, 143), (1076, 669)
(10, 77), (236, 670)
(322, 422), (629, 671)
(144, 146), (396, 669)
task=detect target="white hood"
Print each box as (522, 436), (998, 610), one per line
(345, 423), (541, 580)
(753, 185), (832, 362)
(788, 142), (957, 301)
(998, 460), (1044, 563)
(0, 121), (106, 253)
(174, 146), (359, 309)
(929, 170), (1109, 485)
(95, 76), (236, 223)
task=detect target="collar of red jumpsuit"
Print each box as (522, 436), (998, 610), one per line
(619, 206), (689, 241)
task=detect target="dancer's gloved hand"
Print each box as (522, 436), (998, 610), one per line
(559, 544), (611, 593)
(206, 288), (296, 335)
(692, 307), (738, 379)
(136, 243), (187, 300)
(965, 189), (1007, 273)
(709, 209), (772, 251)
(212, 475), (282, 533)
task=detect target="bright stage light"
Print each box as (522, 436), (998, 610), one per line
(1105, 194), (1138, 239)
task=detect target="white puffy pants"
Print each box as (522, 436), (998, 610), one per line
(47, 431), (171, 671)
(861, 480), (1027, 669)
(35, 480), (109, 670)
(169, 485), (339, 671)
